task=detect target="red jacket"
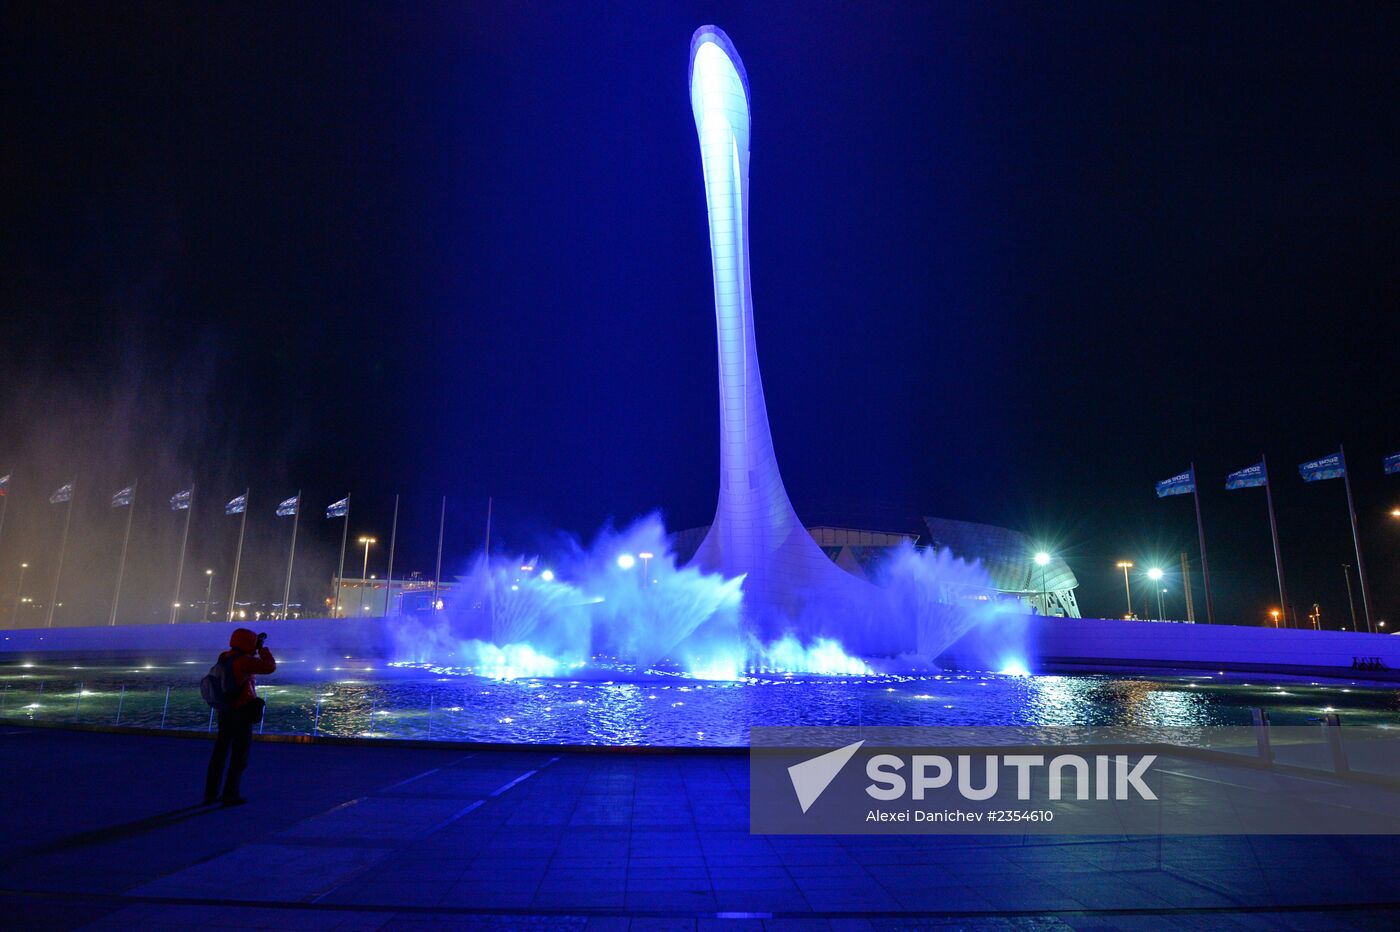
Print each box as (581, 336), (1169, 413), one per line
(219, 647), (276, 707)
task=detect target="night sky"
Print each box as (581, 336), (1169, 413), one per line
(2, 2), (1397, 627)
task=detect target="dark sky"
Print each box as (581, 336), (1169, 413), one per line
(1, 2), (1397, 626)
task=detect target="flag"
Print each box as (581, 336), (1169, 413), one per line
(1155, 470), (1195, 497)
(0, 474), (9, 497)
(276, 495), (299, 517)
(49, 482), (73, 504)
(225, 493), (247, 515)
(1225, 462), (1267, 490)
(111, 486), (134, 508)
(1298, 452), (1345, 482)
(325, 496), (349, 519)
(1385, 451), (1400, 476)
(170, 489), (192, 511)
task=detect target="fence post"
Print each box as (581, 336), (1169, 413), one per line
(160, 686), (171, 729)
(115, 685), (126, 725)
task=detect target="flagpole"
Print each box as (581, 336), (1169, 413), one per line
(109, 481), (136, 626)
(432, 495), (445, 614)
(227, 488), (248, 623)
(1339, 444), (1373, 633)
(1179, 551), (1195, 623)
(383, 493), (399, 617)
(1189, 463), (1215, 625)
(332, 494), (350, 618)
(169, 485), (195, 624)
(46, 482), (74, 628)
(1257, 454), (1291, 628)
(282, 491), (300, 620)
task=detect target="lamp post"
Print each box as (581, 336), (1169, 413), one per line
(1147, 567), (1164, 620)
(203, 569), (214, 622)
(1116, 561), (1134, 619)
(14, 562), (28, 623)
(639, 551), (654, 587)
(357, 537), (377, 616)
(1034, 551), (1052, 616)
(1269, 609), (1281, 628)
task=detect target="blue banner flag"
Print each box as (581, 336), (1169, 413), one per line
(1386, 451), (1400, 476)
(111, 486), (134, 508)
(169, 489), (192, 511)
(1298, 452), (1345, 482)
(276, 495), (299, 517)
(1225, 462), (1267, 490)
(49, 482), (73, 504)
(325, 496), (349, 519)
(225, 493), (247, 515)
(1155, 470), (1195, 497)
(0, 474), (10, 496)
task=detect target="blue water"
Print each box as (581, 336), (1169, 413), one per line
(2, 658), (1396, 746)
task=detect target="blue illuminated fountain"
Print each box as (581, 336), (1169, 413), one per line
(386, 27), (1023, 681)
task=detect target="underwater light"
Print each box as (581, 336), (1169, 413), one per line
(541, 569), (555, 581)
(997, 660), (1031, 676)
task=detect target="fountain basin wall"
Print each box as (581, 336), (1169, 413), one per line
(0, 617), (393, 660)
(1, 615), (1397, 680)
(943, 616), (1400, 678)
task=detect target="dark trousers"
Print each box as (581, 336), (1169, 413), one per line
(205, 704), (256, 801)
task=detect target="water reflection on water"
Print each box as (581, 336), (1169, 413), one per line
(1, 659), (1396, 746)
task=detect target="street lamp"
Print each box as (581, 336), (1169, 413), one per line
(1269, 608), (1281, 628)
(1034, 552), (1051, 616)
(203, 569), (214, 622)
(14, 562), (28, 622)
(357, 537), (377, 616)
(1116, 561), (1134, 619)
(1147, 568), (1164, 620)
(639, 551), (655, 587)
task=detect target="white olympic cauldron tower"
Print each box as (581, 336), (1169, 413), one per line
(686, 26), (871, 628)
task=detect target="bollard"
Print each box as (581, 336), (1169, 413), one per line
(1321, 712), (1349, 775)
(313, 694), (323, 735)
(115, 685), (126, 725)
(160, 686), (171, 729)
(1251, 708), (1273, 764)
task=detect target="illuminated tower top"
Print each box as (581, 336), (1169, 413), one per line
(687, 26), (868, 626)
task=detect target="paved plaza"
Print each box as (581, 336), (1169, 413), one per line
(1, 727), (1398, 929)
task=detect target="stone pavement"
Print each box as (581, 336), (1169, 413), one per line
(1, 726), (1398, 930)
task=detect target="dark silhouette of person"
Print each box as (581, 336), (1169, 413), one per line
(204, 628), (275, 806)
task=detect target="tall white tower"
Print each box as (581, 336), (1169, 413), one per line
(687, 26), (869, 627)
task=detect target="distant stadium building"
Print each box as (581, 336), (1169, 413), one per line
(674, 516), (1080, 617)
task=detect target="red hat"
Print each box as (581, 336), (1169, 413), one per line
(229, 627), (258, 652)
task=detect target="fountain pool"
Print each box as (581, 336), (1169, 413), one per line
(3, 657), (1397, 747)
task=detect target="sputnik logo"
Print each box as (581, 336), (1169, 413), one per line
(787, 740), (865, 813)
